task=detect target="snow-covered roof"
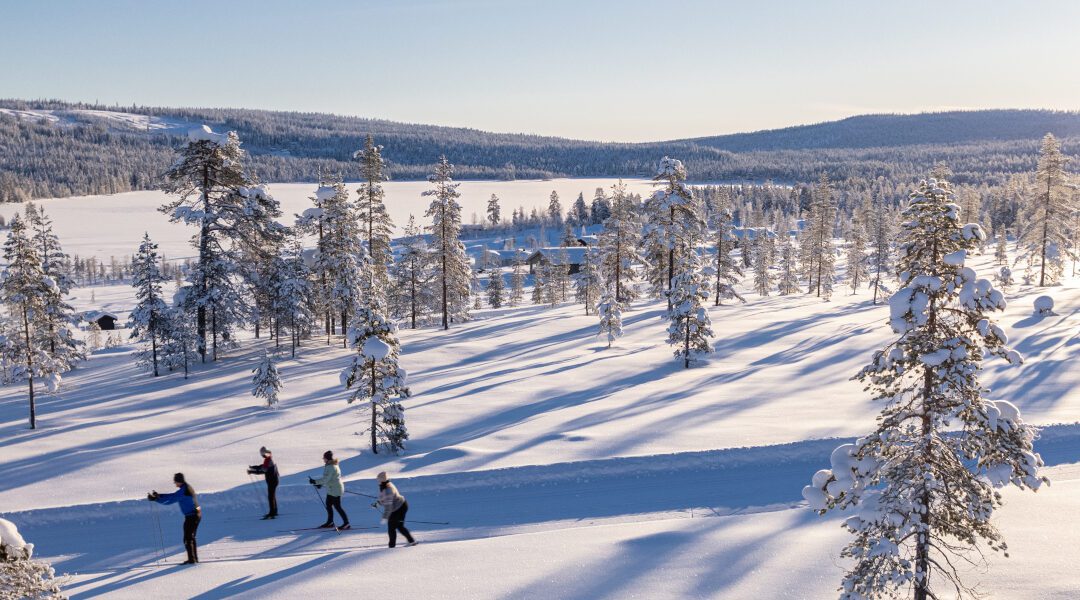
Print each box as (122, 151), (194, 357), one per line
(84, 310), (119, 322)
(527, 247), (589, 265)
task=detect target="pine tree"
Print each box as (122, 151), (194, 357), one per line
(486, 270), (505, 308)
(574, 246), (601, 315)
(342, 306), (410, 454)
(555, 248), (571, 303)
(591, 187), (613, 224)
(666, 244), (713, 369)
(0, 214), (67, 429)
(1018, 133), (1076, 286)
(25, 204), (81, 370)
(846, 206), (870, 293)
(389, 215), (434, 329)
(868, 195), (895, 304)
(647, 157), (705, 305)
(709, 190), (744, 305)
(596, 289), (623, 348)
(570, 192), (589, 226)
(994, 228), (1009, 266)
(752, 234), (775, 296)
(777, 235), (801, 295)
(532, 260), (547, 305)
(161, 126), (283, 361)
(87, 321), (103, 353)
(272, 236), (313, 358)
(0, 525), (65, 600)
(804, 174), (837, 299)
(509, 256), (526, 306)
(803, 178), (1042, 600)
(129, 233), (169, 376)
(251, 351), (281, 408)
(548, 191), (563, 228)
(355, 135), (394, 307)
(160, 302), (199, 379)
(598, 181), (642, 303)
(487, 193), (501, 228)
(424, 157), (471, 329)
(320, 180), (367, 346)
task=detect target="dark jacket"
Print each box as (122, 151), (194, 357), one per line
(250, 454), (280, 484)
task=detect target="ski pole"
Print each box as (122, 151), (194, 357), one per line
(247, 473), (267, 513)
(345, 490), (377, 499)
(150, 501), (167, 565)
(367, 503), (449, 526)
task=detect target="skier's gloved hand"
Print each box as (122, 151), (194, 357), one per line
(380, 518), (387, 525)
(308, 477), (316, 485)
(370, 502), (378, 508)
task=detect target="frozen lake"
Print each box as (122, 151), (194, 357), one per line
(0, 178), (658, 263)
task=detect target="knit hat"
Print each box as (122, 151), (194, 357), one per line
(376, 471), (389, 483)
(173, 472), (186, 484)
(259, 446), (270, 456)
(323, 450), (334, 460)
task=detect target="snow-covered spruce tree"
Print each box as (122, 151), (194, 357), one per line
(868, 196), (895, 305)
(1017, 133), (1076, 286)
(561, 222), (577, 247)
(486, 193), (501, 228)
(997, 265), (1014, 290)
(320, 180), (367, 346)
(295, 180), (335, 339)
(804, 173), (837, 299)
(547, 190), (563, 228)
(25, 204), (82, 370)
(648, 157), (705, 305)
(994, 229), (1008, 266)
(0, 214), (66, 429)
(574, 246), (601, 315)
(389, 215), (434, 329)
(666, 243), (713, 369)
(709, 191), (744, 305)
(803, 178), (1043, 600)
(532, 260), (547, 305)
(355, 135), (394, 307)
(129, 233), (169, 376)
(509, 256), (526, 307)
(161, 302), (199, 379)
(555, 248), (572, 303)
(342, 306), (410, 454)
(846, 205), (870, 293)
(251, 351), (281, 408)
(596, 289), (623, 348)
(0, 517), (65, 600)
(591, 187), (612, 224)
(777, 235), (801, 295)
(161, 126), (283, 361)
(272, 237), (313, 358)
(752, 233), (776, 296)
(570, 192), (589, 227)
(598, 181), (642, 303)
(486, 270), (505, 308)
(424, 157), (471, 329)
(86, 321), (103, 353)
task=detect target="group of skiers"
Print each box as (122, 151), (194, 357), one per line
(146, 447), (415, 565)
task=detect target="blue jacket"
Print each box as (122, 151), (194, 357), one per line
(154, 484), (200, 516)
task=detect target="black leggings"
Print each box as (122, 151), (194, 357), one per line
(267, 480), (278, 516)
(387, 501), (414, 547)
(325, 494), (348, 525)
(183, 514), (201, 562)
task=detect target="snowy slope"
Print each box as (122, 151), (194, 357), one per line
(0, 107), (194, 133)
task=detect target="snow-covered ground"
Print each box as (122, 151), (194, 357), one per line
(0, 184), (1078, 598)
(0, 180), (655, 264)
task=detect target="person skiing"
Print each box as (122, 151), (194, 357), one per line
(247, 446), (279, 519)
(309, 450), (349, 530)
(373, 471), (416, 548)
(147, 473), (201, 564)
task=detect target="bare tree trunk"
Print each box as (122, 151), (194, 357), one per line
(370, 359), (378, 454)
(23, 303), (35, 429)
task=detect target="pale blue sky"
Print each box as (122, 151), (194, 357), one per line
(2, 0), (1078, 141)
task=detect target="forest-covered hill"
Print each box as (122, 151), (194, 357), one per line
(1, 99), (1077, 202)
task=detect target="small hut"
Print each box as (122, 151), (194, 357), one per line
(85, 311), (119, 331)
(526, 247), (588, 275)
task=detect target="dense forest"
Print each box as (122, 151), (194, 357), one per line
(1, 99), (1077, 202)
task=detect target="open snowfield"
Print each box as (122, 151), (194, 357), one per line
(0, 179), (656, 264)
(1, 184), (1079, 598)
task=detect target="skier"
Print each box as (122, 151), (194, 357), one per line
(309, 450), (349, 530)
(373, 471), (416, 548)
(147, 473), (201, 564)
(247, 446), (279, 519)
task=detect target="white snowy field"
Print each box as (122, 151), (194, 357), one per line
(1, 240), (1078, 598)
(0, 179), (656, 264)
